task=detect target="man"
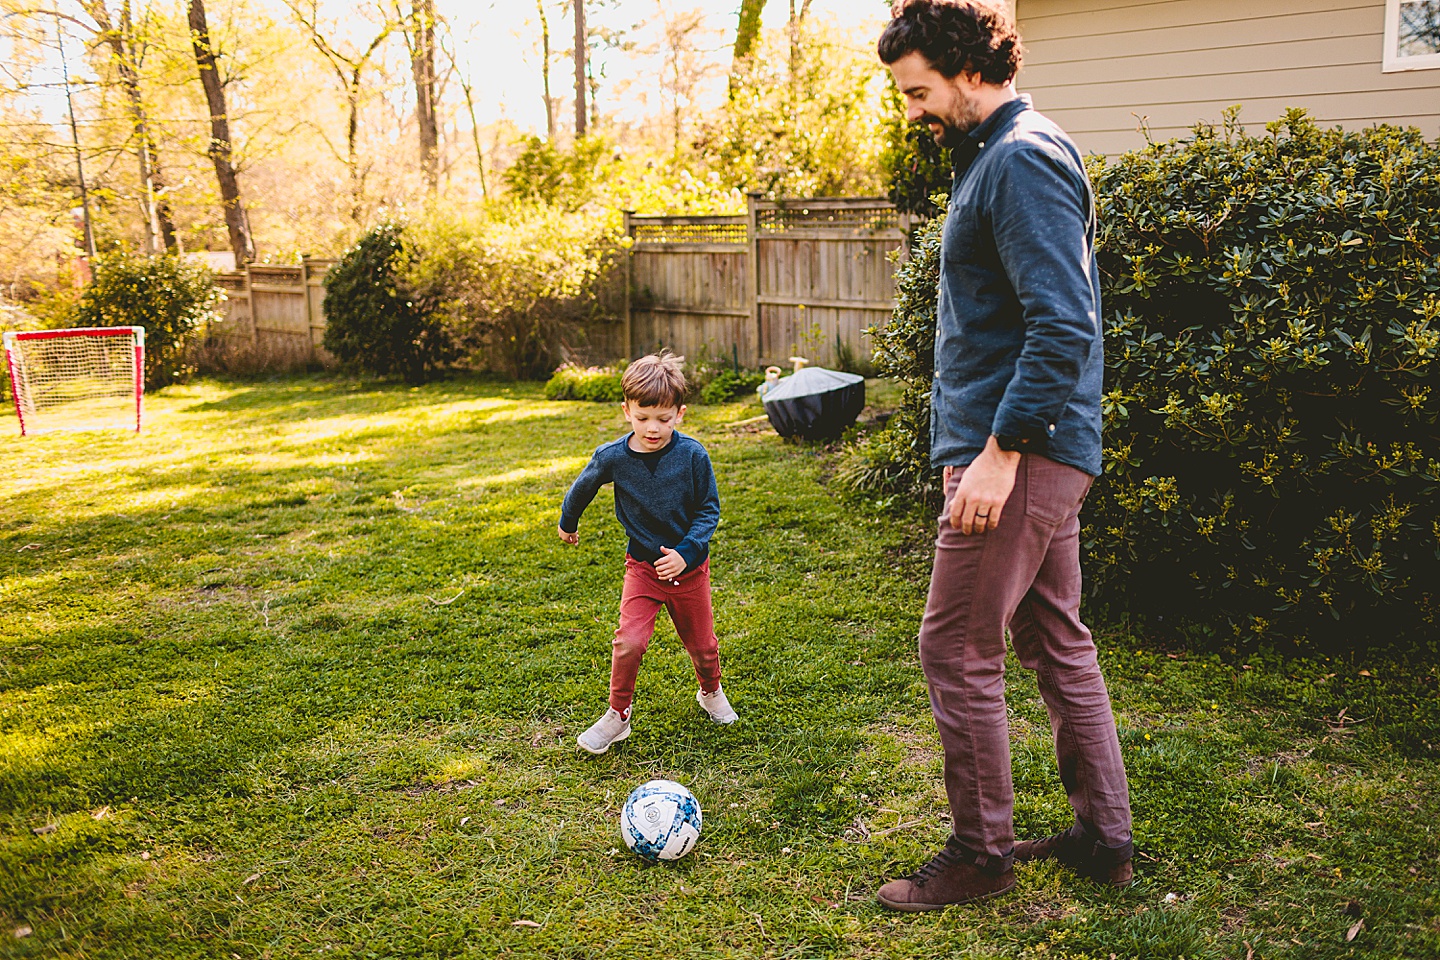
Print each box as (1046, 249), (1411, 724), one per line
(873, 0), (1134, 911)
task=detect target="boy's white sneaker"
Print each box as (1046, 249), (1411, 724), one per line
(697, 685), (738, 724)
(577, 708), (631, 754)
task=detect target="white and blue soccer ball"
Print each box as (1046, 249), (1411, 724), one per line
(620, 779), (702, 863)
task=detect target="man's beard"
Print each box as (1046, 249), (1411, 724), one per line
(922, 94), (982, 147)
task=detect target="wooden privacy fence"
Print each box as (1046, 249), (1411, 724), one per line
(624, 196), (911, 369)
(210, 258), (335, 369)
(204, 197), (908, 374)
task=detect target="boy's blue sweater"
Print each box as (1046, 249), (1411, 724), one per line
(559, 431), (720, 568)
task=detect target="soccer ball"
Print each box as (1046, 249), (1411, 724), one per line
(620, 779), (702, 863)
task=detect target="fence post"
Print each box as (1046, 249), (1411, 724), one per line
(299, 255), (314, 363)
(746, 192), (761, 365)
(622, 210), (634, 363)
(243, 263), (257, 344)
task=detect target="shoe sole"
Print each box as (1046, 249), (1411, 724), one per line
(696, 690), (738, 724)
(875, 879), (1016, 912)
(576, 726), (630, 755)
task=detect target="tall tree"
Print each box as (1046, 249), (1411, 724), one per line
(572, 0), (586, 136)
(79, 0), (178, 254)
(655, 7), (714, 157)
(536, 0), (555, 139)
(187, 0), (255, 264)
(397, 0), (439, 193)
(731, 0), (765, 70)
(284, 0), (396, 222)
(439, 32), (487, 199)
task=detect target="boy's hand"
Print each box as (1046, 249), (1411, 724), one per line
(558, 526), (579, 545)
(654, 546), (687, 579)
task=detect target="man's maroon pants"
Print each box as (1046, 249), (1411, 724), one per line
(920, 455), (1133, 858)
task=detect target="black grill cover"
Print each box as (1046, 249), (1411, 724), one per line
(761, 367), (866, 440)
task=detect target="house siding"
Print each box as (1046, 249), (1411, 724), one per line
(1014, 0), (1440, 155)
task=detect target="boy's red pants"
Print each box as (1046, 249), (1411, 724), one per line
(609, 555), (721, 716)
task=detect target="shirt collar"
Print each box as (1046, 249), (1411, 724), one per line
(951, 93), (1032, 176)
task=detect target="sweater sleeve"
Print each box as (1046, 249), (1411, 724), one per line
(559, 445), (612, 533)
(673, 447), (720, 568)
(988, 144), (1101, 451)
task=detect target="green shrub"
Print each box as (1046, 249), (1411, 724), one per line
(544, 363), (624, 402)
(837, 211), (943, 501)
(403, 206), (620, 380)
(850, 111), (1440, 651)
(322, 223), (456, 384)
(72, 252), (220, 389)
(698, 368), (765, 404)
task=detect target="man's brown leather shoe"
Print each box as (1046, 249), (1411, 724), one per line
(876, 838), (1016, 912)
(1013, 822), (1134, 886)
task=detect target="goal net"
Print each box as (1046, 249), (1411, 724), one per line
(3, 326), (145, 436)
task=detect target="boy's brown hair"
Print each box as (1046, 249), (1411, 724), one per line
(621, 351), (687, 408)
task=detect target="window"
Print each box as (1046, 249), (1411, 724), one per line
(1384, 0), (1440, 71)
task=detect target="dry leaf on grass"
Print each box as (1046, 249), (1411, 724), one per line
(512, 919), (541, 928)
(14, 926), (32, 939)
(32, 824), (56, 835)
(1347, 919), (1364, 941)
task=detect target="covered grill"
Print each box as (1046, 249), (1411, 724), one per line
(761, 366), (866, 441)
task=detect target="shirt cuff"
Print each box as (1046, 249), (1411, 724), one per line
(992, 409), (1057, 455)
(674, 540), (703, 569)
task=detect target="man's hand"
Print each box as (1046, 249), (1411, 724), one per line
(949, 437), (1021, 535)
(558, 525), (579, 545)
(654, 546), (687, 580)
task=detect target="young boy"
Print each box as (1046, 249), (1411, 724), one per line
(558, 352), (738, 754)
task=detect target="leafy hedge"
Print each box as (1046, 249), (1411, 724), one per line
(73, 252), (220, 389)
(852, 111), (1440, 650)
(322, 224), (456, 383)
(544, 363), (625, 402)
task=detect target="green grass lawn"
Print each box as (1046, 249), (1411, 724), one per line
(1, 376), (1437, 959)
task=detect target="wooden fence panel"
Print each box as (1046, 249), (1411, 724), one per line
(626, 198), (908, 369)
(627, 215), (751, 365)
(209, 259), (334, 371)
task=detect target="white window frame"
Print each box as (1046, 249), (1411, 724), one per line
(1383, 0), (1440, 72)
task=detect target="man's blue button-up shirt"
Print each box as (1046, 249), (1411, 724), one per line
(932, 94), (1104, 476)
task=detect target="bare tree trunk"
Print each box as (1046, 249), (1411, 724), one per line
(188, 0), (255, 265)
(408, 0), (439, 193)
(285, 1), (394, 223)
(572, 0), (586, 137)
(460, 76), (488, 199)
(84, 0), (178, 253)
(731, 0), (765, 73)
(537, 0), (554, 139)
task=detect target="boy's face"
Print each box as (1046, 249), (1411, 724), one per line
(621, 400), (685, 451)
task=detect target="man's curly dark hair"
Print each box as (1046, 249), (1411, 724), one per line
(877, 0), (1023, 84)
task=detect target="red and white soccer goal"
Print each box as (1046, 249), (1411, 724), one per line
(3, 326), (145, 436)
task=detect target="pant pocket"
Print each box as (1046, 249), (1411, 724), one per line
(1023, 456), (1090, 527)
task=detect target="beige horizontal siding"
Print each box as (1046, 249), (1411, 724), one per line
(1028, 9), (1381, 65)
(1015, 0), (1440, 155)
(1019, 0), (1358, 42)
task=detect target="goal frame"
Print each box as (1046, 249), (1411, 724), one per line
(3, 325), (145, 437)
